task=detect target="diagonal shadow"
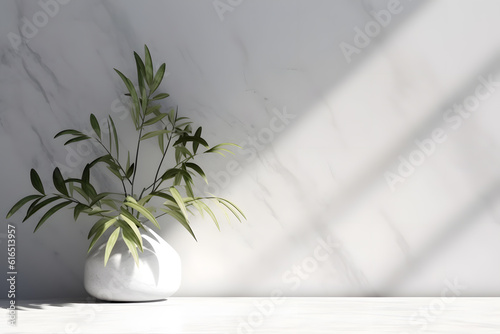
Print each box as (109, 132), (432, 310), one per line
(0, 297), (167, 310)
(378, 179), (500, 296)
(228, 50), (500, 295)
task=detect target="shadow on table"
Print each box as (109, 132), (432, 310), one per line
(0, 298), (169, 310)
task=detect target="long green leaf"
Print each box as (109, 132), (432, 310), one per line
(114, 69), (140, 127)
(100, 199), (118, 211)
(54, 129), (84, 139)
(173, 135), (209, 148)
(64, 178), (83, 184)
(182, 123), (193, 133)
(185, 162), (208, 183)
(68, 181), (74, 197)
(73, 203), (87, 221)
(134, 51), (146, 92)
(164, 204), (183, 211)
(138, 194), (153, 206)
(23, 196), (61, 222)
(120, 207), (142, 225)
(104, 227), (121, 266)
(34, 201), (71, 233)
(107, 165), (123, 180)
(30, 169), (45, 194)
(126, 163), (134, 179)
(89, 154), (112, 168)
(141, 85), (148, 116)
(83, 182), (98, 200)
(144, 45), (154, 85)
(109, 116), (119, 160)
(150, 63), (166, 93)
(90, 114), (101, 139)
(81, 163), (95, 198)
(175, 146), (194, 160)
(204, 143), (240, 156)
(24, 197), (43, 221)
(72, 185), (90, 201)
(146, 105), (161, 116)
(158, 128), (165, 152)
(126, 196), (138, 204)
(88, 217), (115, 240)
(219, 198), (246, 220)
(170, 187), (188, 221)
(119, 214), (143, 251)
(126, 151), (131, 172)
(123, 201), (160, 229)
(53, 168), (68, 196)
(141, 129), (171, 141)
(121, 228), (140, 266)
(161, 168), (188, 181)
(152, 93), (169, 101)
(174, 171), (183, 186)
(213, 198), (230, 223)
(6, 194), (42, 219)
(182, 165), (193, 184)
(143, 113), (168, 126)
(88, 193), (111, 207)
(86, 207), (113, 216)
(218, 199), (242, 222)
(184, 177), (194, 197)
(82, 164), (90, 185)
(160, 208), (197, 241)
(150, 191), (176, 205)
(168, 108), (176, 124)
(64, 136), (91, 146)
(191, 200), (205, 218)
(107, 117), (112, 153)
(193, 127), (202, 153)
(197, 201), (220, 231)
(87, 217), (117, 252)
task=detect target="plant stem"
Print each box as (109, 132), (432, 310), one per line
(151, 129), (174, 192)
(138, 187), (146, 201)
(154, 211), (168, 220)
(64, 196), (92, 208)
(95, 140), (130, 183)
(142, 151), (200, 194)
(94, 139), (130, 196)
(171, 154), (196, 169)
(151, 108), (178, 193)
(130, 99), (149, 197)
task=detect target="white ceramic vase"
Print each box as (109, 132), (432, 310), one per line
(83, 225), (181, 302)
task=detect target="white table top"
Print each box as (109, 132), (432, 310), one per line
(1, 297), (500, 333)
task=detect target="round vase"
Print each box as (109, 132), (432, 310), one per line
(83, 225), (181, 302)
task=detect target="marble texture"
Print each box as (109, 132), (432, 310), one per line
(1, 0), (500, 299)
(1, 298), (500, 333)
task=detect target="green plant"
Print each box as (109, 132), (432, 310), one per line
(6, 45), (245, 266)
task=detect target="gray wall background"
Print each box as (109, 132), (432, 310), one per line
(1, 0), (500, 299)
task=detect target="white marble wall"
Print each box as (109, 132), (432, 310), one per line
(2, 0), (500, 299)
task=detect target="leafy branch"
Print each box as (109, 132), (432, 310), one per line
(6, 45), (246, 266)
